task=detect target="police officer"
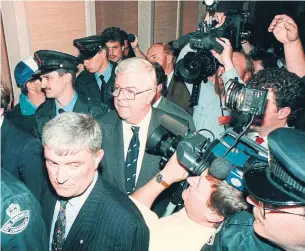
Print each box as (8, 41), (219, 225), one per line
(7, 56), (45, 134)
(1, 168), (48, 250)
(201, 127), (305, 251)
(33, 50), (109, 139)
(74, 35), (117, 110)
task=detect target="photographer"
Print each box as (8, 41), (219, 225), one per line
(131, 154), (248, 251)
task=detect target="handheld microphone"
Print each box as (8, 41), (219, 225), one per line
(128, 34), (136, 43)
(159, 114), (189, 136)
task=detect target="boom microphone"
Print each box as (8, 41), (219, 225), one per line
(159, 114), (189, 136)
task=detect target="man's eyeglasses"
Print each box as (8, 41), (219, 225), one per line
(109, 86), (152, 100)
(257, 200), (305, 219)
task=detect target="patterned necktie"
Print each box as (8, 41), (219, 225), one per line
(58, 108), (65, 114)
(99, 75), (107, 103)
(125, 126), (140, 194)
(52, 200), (69, 251)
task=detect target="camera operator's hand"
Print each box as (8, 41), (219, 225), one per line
(161, 153), (189, 185)
(211, 37), (234, 72)
(130, 35), (139, 49)
(268, 15), (299, 44)
(205, 12), (226, 28)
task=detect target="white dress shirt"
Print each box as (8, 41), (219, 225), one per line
(166, 71), (174, 88)
(49, 171), (98, 250)
(122, 108), (152, 185)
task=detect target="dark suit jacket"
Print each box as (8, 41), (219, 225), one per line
(75, 63), (117, 110)
(166, 74), (192, 113)
(6, 104), (36, 135)
(97, 108), (189, 216)
(41, 176), (149, 251)
(34, 96), (108, 139)
(1, 118), (46, 202)
(156, 96), (196, 132)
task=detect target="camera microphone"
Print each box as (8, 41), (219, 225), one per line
(172, 34), (191, 49)
(159, 114), (189, 136)
(209, 158), (234, 179)
(128, 34), (136, 43)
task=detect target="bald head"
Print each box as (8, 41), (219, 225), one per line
(232, 52), (253, 83)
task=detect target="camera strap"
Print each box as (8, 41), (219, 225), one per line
(215, 70), (229, 128)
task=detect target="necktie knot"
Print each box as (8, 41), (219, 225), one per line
(99, 74), (105, 82)
(60, 200), (68, 209)
(58, 108), (65, 114)
(131, 126), (139, 135)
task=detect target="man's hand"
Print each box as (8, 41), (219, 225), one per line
(204, 12), (226, 28)
(161, 153), (189, 185)
(211, 37), (234, 72)
(130, 35), (139, 49)
(268, 15), (299, 44)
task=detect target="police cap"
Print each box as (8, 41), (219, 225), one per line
(73, 35), (107, 60)
(244, 127), (305, 205)
(34, 50), (79, 75)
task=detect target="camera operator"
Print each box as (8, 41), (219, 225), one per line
(131, 154), (249, 251)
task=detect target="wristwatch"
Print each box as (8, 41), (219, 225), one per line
(156, 173), (170, 188)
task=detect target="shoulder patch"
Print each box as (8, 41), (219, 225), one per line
(1, 204), (30, 234)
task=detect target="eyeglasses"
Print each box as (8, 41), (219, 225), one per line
(109, 86), (152, 100)
(257, 201), (305, 219)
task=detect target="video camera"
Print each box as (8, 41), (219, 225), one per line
(174, 1), (251, 83)
(146, 117), (268, 191)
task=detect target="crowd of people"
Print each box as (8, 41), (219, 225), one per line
(1, 10), (305, 251)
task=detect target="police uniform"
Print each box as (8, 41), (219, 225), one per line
(202, 128), (305, 251)
(74, 35), (116, 110)
(1, 168), (48, 251)
(32, 50), (109, 139)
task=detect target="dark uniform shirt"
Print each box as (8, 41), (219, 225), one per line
(1, 169), (48, 251)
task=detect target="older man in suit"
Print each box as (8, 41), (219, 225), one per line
(98, 58), (191, 216)
(41, 112), (149, 251)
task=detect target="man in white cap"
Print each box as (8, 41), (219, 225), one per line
(7, 56), (46, 134)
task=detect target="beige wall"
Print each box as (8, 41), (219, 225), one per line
(1, 17), (13, 100)
(25, 1), (87, 56)
(95, 1), (138, 35)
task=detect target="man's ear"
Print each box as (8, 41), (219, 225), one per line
(26, 82), (35, 91)
(94, 149), (104, 169)
(206, 212), (224, 224)
(121, 45), (125, 52)
(166, 54), (173, 64)
(278, 106), (291, 120)
(63, 73), (72, 85)
(157, 84), (163, 93)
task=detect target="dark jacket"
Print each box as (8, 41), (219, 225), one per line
(41, 175), (149, 251)
(201, 211), (283, 251)
(6, 104), (36, 135)
(166, 74), (192, 114)
(75, 63), (117, 110)
(96, 108), (190, 216)
(34, 96), (108, 140)
(1, 169), (48, 251)
(1, 118), (46, 202)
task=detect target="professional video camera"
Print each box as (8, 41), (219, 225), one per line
(146, 115), (268, 189)
(175, 0), (251, 83)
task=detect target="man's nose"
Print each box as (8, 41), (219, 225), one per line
(56, 166), (68, 184)
(41, 79), (48, 88)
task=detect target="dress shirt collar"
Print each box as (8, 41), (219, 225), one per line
(94, 62), (113, 89)
(55, 91), (78, 115)
(152, 96), (162, 108)
(166, 71), (174, 88)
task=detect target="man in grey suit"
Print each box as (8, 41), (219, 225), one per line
(151, 62), (195, 131)
(97, 58), (191, 216)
